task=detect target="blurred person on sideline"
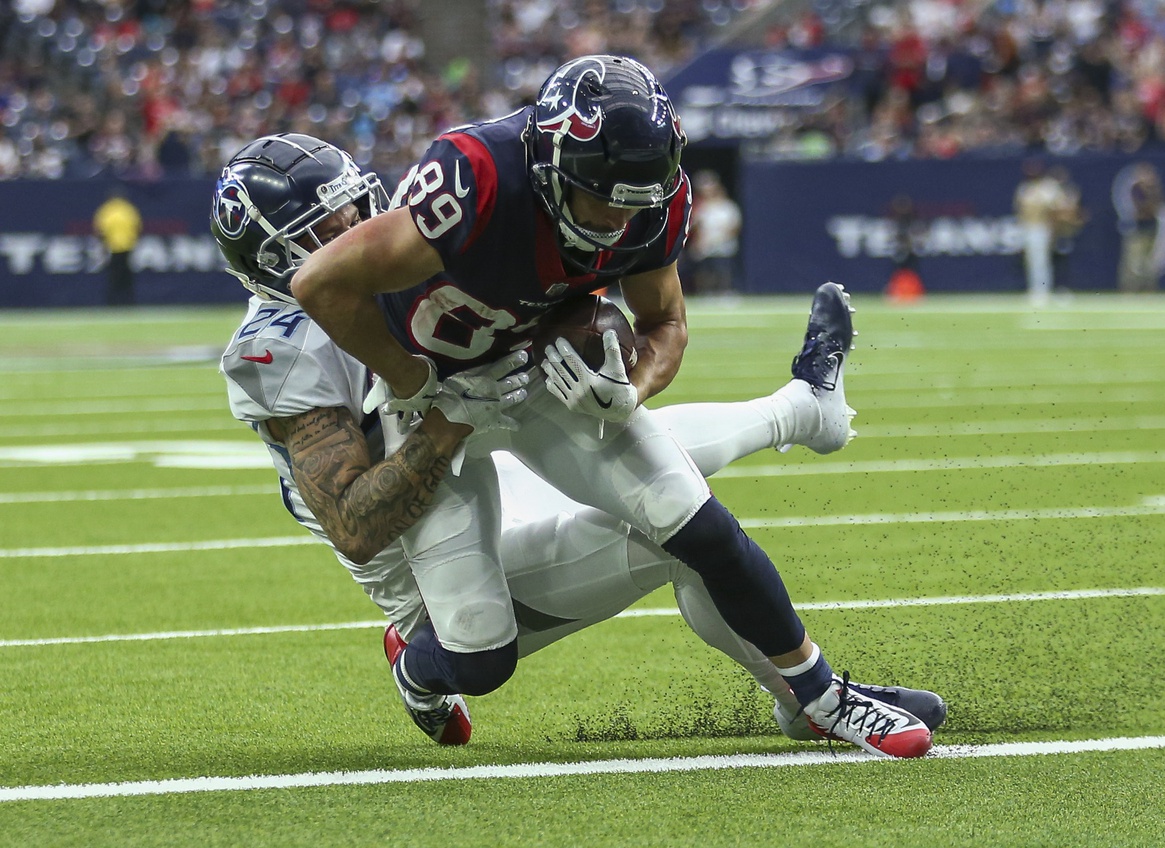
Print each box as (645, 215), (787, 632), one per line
(210, 132), (947, 748)
(688, 170), (742, 297)
(885, 194), (925, 302)
(92, 185), (142, 306)
(1048, 166), (1087, 292)
(1013, 158), (1069, 305)
(1113, 162), (1165, 292)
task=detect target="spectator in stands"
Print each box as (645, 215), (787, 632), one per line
(92, 184), (142, 306)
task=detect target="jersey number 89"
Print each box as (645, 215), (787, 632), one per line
(407, 161), (464, 239)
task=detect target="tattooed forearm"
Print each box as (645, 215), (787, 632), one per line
(277, 406), (462, 564)
(340, 432), (453, 547)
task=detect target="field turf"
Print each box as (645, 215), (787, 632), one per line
(1, 294), (1163, 847)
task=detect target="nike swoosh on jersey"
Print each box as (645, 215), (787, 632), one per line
(590, 388), (614, 409)
(460, 390), (499, 403)
(240, 350), (274, 364)
(453, 160), (470, 199)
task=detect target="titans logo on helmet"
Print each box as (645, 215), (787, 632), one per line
(213, 172), (251, 240)
(535, 56), (605, 142)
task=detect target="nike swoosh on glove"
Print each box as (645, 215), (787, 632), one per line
(362, 355), (440, 434)
(432, 349), (531, 433)
(541, 330), (638, 424)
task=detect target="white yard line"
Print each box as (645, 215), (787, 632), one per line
(713, 450), (1165, 478)
(2, 451), (1159, 501)
(738, 500), (1165, 529)
(3, 411), (1165, 442)
(3, 587), (1160, 648)
(857, 415), (1165, 439)
(3, 499), (1163, 558)
(0, 399), (227, 417)
(0, 536), (319, 559)
(0, 485), (275, 504)
(3, 736), (1163, 803)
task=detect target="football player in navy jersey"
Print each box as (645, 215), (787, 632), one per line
(291, 56), (937, 758)
(212, 133), (947, 749)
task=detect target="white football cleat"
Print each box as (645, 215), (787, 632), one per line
(804, 672), (933, 759)
(774, 681), (948, 743)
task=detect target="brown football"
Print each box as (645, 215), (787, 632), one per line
(529, 295), (638, 371)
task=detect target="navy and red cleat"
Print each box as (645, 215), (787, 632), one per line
(804, 672), (933, 759)
(383, 626), (472, 746)
(775, 681), (947, 742)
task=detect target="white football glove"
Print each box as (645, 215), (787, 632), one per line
(432, 350), (531, 433)
(362, 354), (440, 433)
(541, 330), (638, 424)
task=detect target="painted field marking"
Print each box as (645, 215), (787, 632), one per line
(3, 736), (1163, 803)
(0, 536), (319, 559)
(3, 587), (1160, 648)
(2, 450), (1159, 502)
(0, 398), (227, 417)
(739, 500), (1165, 529)
(858, 415), (1165, 439)
(713, 450), (1165, 479)
(0, 484), (275, 504)
(7, 496), (1163, 560)
(4, 409), (1165, 443)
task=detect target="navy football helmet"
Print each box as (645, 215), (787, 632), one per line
(210, 133), (388, 303)
(527, 55), (686, 270)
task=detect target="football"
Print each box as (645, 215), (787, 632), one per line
(529, 295), (638, 372)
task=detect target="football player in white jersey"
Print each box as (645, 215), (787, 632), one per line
(212, 133), (946, 750)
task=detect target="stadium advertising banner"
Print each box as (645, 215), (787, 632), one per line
(740, 153), (1165, 294)
(666, 47), (854, 148)
(2, 153), (1163, 305)
(0, 178), (242, 308)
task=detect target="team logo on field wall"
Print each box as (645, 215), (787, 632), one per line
(536, 57), (605, 141)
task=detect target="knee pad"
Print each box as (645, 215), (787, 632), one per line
(407, 625), (519, 696)
(448, 639), (519, 696)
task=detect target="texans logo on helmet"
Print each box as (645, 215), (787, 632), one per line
(214, 174), (251, 240)
(536, 56), (605, 142)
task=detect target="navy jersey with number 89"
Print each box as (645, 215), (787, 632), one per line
(376, 107), (691, 378)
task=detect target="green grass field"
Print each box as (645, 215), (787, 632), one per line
(1, 294), (1163, 847)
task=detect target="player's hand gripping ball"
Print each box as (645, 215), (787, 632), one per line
(529, 295), (637, 372)
(534, 296), (640, 424)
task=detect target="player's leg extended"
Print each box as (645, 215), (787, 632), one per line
(649, 286), (857, 473)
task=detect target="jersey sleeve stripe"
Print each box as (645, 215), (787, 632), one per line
(663, 171), (692, 260)
(443, 132), (498, 253)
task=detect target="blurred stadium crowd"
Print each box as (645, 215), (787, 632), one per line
(1, 0), (1163, 184)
